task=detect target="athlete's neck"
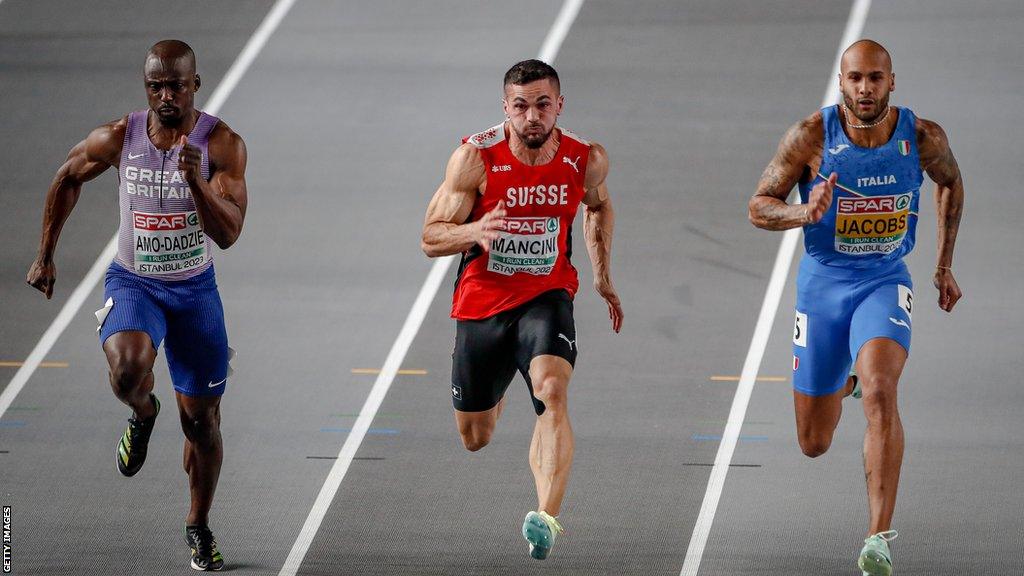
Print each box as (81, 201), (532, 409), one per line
(147, 109), (199, 150)
(839, 104), (899, 149)
(506, 123), (560, 166)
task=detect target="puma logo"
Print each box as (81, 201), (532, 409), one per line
(558, 333), (576, 350)
(562, 155), (580, 173)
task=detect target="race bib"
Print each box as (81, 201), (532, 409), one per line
(834, 193), (911, 255)
(487, 216), (559, 276)
(132, 211), (208, 275)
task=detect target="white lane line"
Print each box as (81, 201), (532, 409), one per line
(678, 1), (872, 575)
(204, 0), (296, 115)
(0, 0), (296, 422)
(0, 236), (117, 419)
(276, 2), (586, 574)
(539, 0), (584, 63)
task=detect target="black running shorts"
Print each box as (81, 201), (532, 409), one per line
(451, 289), (577, 416)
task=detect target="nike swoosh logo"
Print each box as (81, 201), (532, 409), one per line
(207, 378), (227, 388)
(828, 144), (850, 155)
(127, 152), (146, 160)
(889, 317), (910, 329)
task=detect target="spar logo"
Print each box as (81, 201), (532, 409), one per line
(501, 217), (557, 235)
(133, 212), (196, 231)
(837, 194), (911, 214)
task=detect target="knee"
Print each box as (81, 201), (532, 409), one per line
(798, 432), (832, 458)
(460, 428), (491, 452)
(532, 375), (568, 411)
(181, 410), (220, 446)
(861, 377), (899, 421)
(108, 354), (151, 396)
(458, 420), (493, 452)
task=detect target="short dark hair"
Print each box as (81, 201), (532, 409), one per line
(503, 59), (560, 92)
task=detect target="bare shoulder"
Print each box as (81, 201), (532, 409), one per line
(915, 116), (949, 151)
(208, 120), (247, 168)
(915, 116), (959, 184)
(83, 116), (129, 165)
(446, 142), (486, 191)
(585, 141), (608, 189)
(781, 110), (824, 155)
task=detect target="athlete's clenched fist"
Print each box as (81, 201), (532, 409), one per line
(805, 171), (837, 224)
(474, 201), (507, 252)
(177, 135), (202, 184)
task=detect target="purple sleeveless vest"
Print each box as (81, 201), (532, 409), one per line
(115, 110), (218, 280)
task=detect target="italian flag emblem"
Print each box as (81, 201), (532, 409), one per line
(898, 139), (911, 156)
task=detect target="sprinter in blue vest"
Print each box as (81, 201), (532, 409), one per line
(748, 40), (964, 576)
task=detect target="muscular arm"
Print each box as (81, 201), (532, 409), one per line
(917, 118), (963, 270)
(179, 123), (248, 249)
(421, 143), (491, 257)
(582, 143), (614, 288)
(582, 142), (623, 332)
(917, 117), (964, 312)
(748, 113), (823, 230)
(28, 118), (124, 298)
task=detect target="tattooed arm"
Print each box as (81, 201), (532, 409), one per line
(917, 118), (964, 312)
(748, 112), (834, 231)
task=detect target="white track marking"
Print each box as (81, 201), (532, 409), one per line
(276, 2), (586, 574)
(678, 2), (872, 575)
(539, 0), (584, 64)
(0, 0), (297, 420)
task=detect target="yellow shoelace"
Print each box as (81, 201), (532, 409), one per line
(538, 511), (564, 535)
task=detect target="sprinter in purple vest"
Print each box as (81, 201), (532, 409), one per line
(27, 40), (247, 571)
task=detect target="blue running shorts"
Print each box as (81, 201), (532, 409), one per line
(98, 262), (230, 397)
(792, 257), (913, 397)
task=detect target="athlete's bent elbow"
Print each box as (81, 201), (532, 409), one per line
(748, 207), (763, 229)
(213, 228), (241, 250)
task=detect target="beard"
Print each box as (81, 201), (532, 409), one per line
(156, 106), (185, 127)
(515, 125), (553, 149)
(843, 93), (890, 123)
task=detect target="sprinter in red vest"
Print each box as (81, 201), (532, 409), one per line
(422, 59), (622, 560)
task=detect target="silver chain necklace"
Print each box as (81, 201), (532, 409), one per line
(843, 104), (890, 129)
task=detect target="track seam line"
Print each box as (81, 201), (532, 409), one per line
(678, 1), (872, 575)
(275, 2), (585, 574)
(0, 0), (297, 421)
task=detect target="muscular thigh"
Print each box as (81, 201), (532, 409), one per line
(99, 263), (167, 353)
(163, 281), (230, 399)
(793, 272), (853, 397)
(514, 290), (577, 415)
(451, 314), (517, 413)
(850, 274), (913, 361)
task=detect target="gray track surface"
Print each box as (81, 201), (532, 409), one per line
(0, 1), (1020, 575)
(699, 2), (1024, 575)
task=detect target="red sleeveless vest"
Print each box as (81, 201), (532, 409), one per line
(452, 123), (591, 320)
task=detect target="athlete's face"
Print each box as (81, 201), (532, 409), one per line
(839, 48), (894, 123)
(503, 79), (563, 149)
(144, 56), (200, 126)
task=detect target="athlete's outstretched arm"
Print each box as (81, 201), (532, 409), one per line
(917, 118), (964, 312)
(27, 118), (125, 299)
(421, 143), (502, 257)
(748, 112), (834, 231)
(582, 143), (622, 333)
(177, 124), (248, 250)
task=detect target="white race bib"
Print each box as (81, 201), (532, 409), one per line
(132, 211), (208, 275)
(487, 217), (559, 276)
